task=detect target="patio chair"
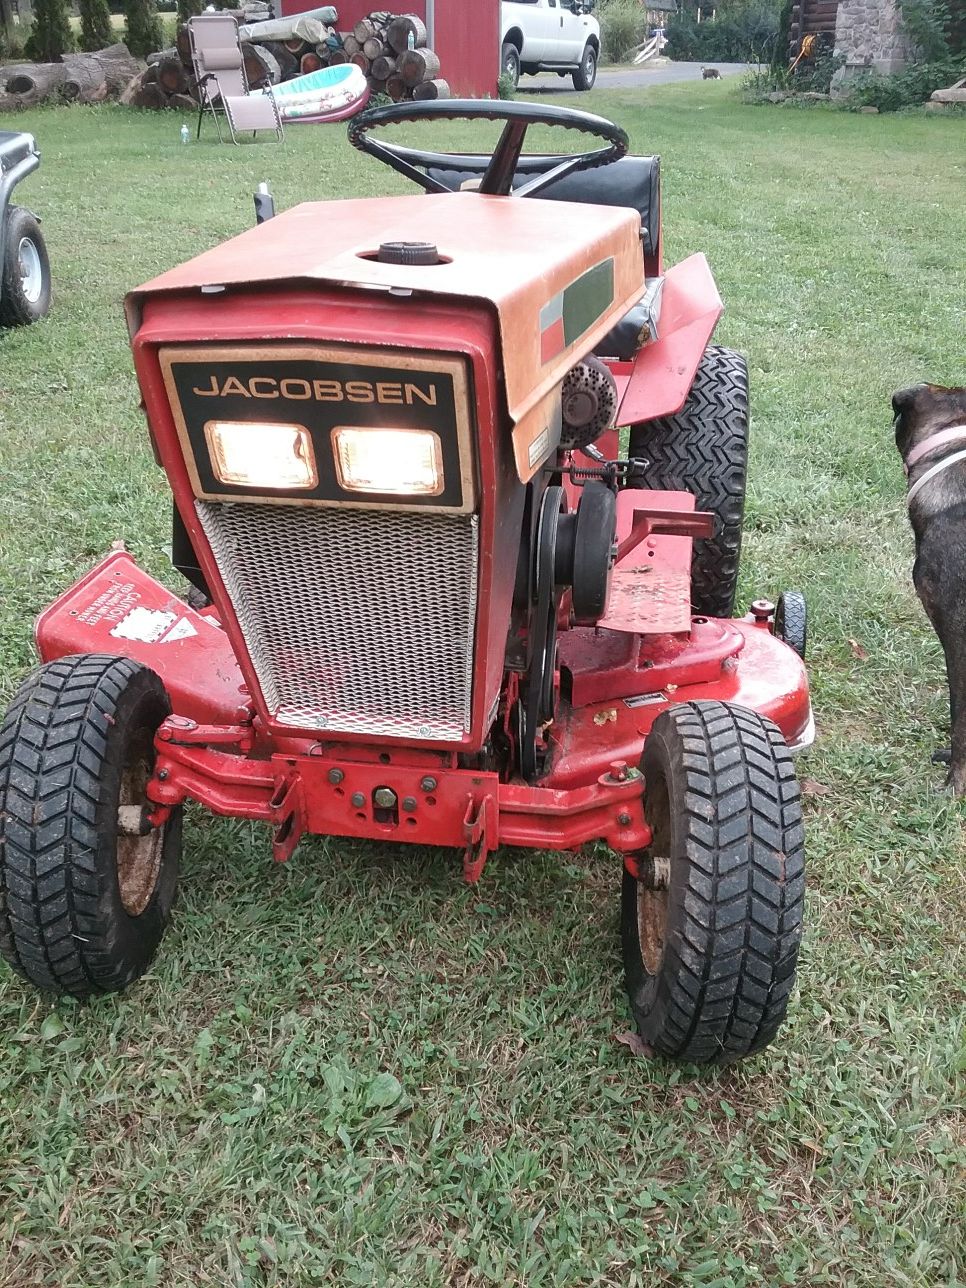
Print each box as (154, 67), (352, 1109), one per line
(188, 13), (283, 145)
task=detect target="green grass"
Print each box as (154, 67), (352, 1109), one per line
(1, 85), (965, 1286)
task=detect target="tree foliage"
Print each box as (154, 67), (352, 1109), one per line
(897, 0), (959, 61)
(24, 0), (75, 60)
(78, 0), (114, 51)
(123, 0), (163, 56)
(176, 0), (203, 24)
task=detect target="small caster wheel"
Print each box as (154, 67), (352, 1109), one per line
(775, 591), (807, 660)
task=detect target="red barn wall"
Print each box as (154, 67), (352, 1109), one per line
(277, 0), (499, 97)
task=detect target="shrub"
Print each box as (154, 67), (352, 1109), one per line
(847, 55), (966, 109)
(78, 0), (114, 51)
(497, 70), (516, 99)
(123, 0), (163, 55)
(898, 0), (956, 61)
(24, 0), (75, 60)
(665, 4), (781, 64)
(598, 0), (646, 65)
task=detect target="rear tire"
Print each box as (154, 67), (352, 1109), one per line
(502, 42), (521, 90)
(572, 43), (597, 91)
(0, 206), (51, 327)
(628, 345), (749, 618)
(622, 700), (804, 1065)
(0, 654), (181, 999)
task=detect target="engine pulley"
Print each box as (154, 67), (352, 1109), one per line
(560, 354), (619, 452)
(554, 481), (617, 624)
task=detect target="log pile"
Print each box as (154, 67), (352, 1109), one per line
(0, 43), (144, 109)
(126, 7), (451, 111)
(335, 12), (449, 102)
(0, 9), (451, 113)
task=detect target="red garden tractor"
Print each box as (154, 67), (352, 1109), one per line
(0, 103), (811, 1065)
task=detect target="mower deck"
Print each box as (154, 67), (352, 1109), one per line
(36, 542), (811, 880)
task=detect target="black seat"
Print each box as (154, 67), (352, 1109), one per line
(425, 154), (661, 266)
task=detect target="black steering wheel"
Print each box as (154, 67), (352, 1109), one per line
(347, 99), (628, 199)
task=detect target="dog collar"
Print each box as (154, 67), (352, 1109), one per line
(904, 423), (966, 474)
(907, 447), (966, 508)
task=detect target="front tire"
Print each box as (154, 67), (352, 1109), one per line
(572, 42), (597, 90)
(628, 345), (749, 618)
(622, 700), (804, 1065)
(775, 591), (807, 659)
(0, 654), (182, 999)
(501, 42), (521, 90)
(0, 206), (51, 327)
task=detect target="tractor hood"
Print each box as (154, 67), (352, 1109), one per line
(126, 192), (643, 443)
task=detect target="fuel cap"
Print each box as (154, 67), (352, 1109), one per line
(377, 240), (441, 266)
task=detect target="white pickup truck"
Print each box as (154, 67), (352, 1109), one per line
(501, 0), (601, 92)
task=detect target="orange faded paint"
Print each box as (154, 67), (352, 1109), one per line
(127, 192), (645, 470)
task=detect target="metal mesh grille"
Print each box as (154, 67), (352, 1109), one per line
(197, 501), (479, 740)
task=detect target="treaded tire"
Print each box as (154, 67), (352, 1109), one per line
(775, 591), (807, 660)
(0, 654), (181, 1000)
(0, 206), (51, 327)
(622, 700), (804, 1065)
(572, 43), (597, 91)
(628, 345), (749, 618)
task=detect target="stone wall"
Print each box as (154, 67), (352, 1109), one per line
(833, 0), (918, 85)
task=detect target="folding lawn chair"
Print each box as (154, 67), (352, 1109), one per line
(188, 13), (284, 145)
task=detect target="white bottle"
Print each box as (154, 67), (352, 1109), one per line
(180, 122), (190, 144)
(407, 27), (415, 50)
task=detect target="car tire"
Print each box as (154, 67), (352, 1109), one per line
(0, 654), (182, 999)
(0, 205), (51, 327)
(622, 700), (805, 1065)
(628, 345), (749, 618)
(572, 43), (597, 91)
(501, 42), (521, 90)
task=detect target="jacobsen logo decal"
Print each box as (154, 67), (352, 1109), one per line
(539, 259), (615, 365)
(191, 375), (438, 406)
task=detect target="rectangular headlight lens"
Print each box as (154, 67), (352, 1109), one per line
(332, 427), (444, 496)
(205, 420), (318, 490)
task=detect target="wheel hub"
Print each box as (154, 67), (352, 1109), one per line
(17, 236), (43, 304)
(637, 881), (668, 976)
(116, 756), (163, 917)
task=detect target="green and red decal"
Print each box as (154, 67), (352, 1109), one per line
(539, 259), (615, 365)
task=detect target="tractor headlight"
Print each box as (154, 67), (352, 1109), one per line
(331, 427), (444, 496)
(205, 420), (318, 490)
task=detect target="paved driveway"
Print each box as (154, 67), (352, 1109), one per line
(520, 60), (749, 96)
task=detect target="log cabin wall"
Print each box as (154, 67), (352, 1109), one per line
(788, 0), (840, 52)
(276, 0), (500, 96)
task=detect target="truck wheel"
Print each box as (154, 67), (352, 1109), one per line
(572, 43), (597, 91)
(775, 590), (807, 660)
(628, 345), (748, 618)
(0, 654), (181, 1000)
(0, 206), (51, 327)
(501, 42), (521, 89)
(622, 700), (804, 1065)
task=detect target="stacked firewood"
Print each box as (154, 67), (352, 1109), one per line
(122, 7), (450, 111)
(334, 12), (450, 102)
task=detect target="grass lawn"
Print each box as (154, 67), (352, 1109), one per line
(0, 85), (964, 1286)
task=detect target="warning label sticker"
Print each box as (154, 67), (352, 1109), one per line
(78, 582), (140, 628)
(161, 617), (197, 643)
(110, 608), (177, 643)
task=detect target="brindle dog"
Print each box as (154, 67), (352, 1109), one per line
(894, 383), (966, 794)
